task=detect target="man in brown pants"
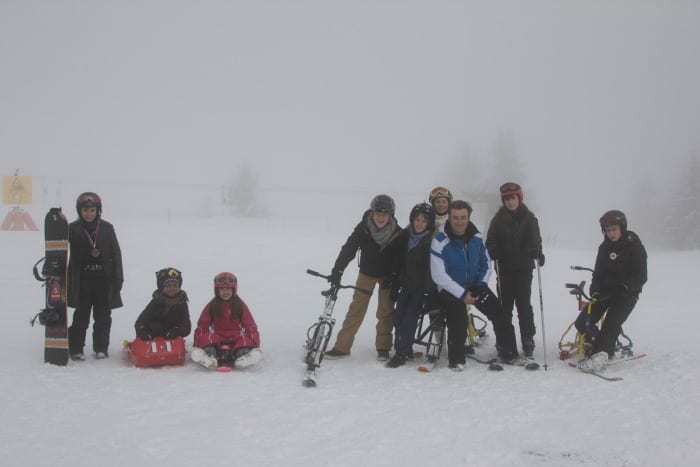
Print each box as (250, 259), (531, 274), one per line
(325, 195), (403, 362)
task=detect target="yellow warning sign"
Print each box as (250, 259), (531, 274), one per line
(3, 176), (32, 205)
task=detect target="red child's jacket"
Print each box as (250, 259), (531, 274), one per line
(193, 296), (260, 351)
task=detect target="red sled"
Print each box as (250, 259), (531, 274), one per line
(124, 337), (186, 367)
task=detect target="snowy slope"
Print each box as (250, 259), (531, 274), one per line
(1, 215), (698, 467)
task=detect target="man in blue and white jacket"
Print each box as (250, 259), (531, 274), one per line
(430, 200), (518, 370)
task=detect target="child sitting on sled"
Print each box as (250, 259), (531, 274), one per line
(127, 267), (192, 367)
(191, 272), (262, 370)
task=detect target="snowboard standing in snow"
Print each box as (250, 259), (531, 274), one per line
(31, 208), (70, 365)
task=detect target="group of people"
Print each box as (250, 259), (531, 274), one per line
(323, 184), (647, 372)
(65, 192), (262, 369)
(63, 184), (647, 373)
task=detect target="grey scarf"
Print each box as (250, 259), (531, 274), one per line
(367, 216), (398, 249)
(407, 227), (430, 251)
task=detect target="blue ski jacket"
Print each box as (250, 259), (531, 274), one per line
(430, 221), (492, 300)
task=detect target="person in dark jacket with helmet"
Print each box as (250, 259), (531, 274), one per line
(134, 267), (191, 341)
(385, 203), (437, 368)
(486, 182), (544, 357)
(325, 194), (403, 361)
(576, 210), (647, 372)
(67, 192), (123, 361)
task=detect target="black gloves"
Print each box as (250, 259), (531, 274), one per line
(136, 326), (152, 340)
(328, 269), (342, 287)
(164, 327), (180, 339)
(591, 291), (601, 300)
(202, 345), (218, 358)
(530, 250), (545, 267)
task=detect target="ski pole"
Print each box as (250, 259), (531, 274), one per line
(535, 259), (548, 371)
(495, 260), (503, 308)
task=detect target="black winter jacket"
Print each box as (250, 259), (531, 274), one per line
(67, 218), (123, 309)
(134, 290), (192, 339)
(394, 227), (435, 293)
(486, 205), (543, 271)
(590, 230), (647, 297)
(332, 210), (403, 278)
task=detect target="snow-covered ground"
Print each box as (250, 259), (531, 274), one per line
(1, 213), (698, 467)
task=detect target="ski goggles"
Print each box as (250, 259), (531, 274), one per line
(214, 274), (237, 287)
(429, 186), (451, 199)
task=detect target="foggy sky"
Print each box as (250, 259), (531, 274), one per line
(1, 1), (699, 245)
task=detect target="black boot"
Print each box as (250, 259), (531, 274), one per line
(522, 337), (535, 357)
(385, 354), (408, 368)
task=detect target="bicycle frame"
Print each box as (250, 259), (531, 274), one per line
(304, 269), (371, 373)
(559, 266), (634, 361)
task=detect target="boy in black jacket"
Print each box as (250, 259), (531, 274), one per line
(134, 267), (191, 341)
(67, 192), (123, 361)
(386, 203), (436, 368)
(325, 194), (403, 361)
(576, 210), (648, 372)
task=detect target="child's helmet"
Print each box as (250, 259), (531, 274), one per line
(370, 194), (395, 215)
(499, 182), (524, 202)
(599, 210), (627, 233)
(214, 272), (238, 294)
(409, 203), (436, 230)
(156, 267), (183, 291)
(428, 186), (453, 206)
(76, 192), (102, 217)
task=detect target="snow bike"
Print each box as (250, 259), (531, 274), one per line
(302, 269), (371, 387)
(413, 297), (487, 371)
(558, 266), (634, 361)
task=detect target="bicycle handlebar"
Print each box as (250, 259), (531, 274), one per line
(306, 269), (372, 296)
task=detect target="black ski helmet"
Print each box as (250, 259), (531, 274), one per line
(599, 210), (627, 233)
(409, 203), (436, 230)
(76, 192), (102, 218)
(156, 267), (183, 291)
(370, 194), (395, 215)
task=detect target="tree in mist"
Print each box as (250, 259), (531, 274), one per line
(487, 131), (527, 190)
(223, 161), (267, 217)
(666, 151), (700, 249)
(446, 146), (489, 198)
(629, 178), (663, 247)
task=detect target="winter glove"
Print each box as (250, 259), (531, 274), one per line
(380, 274), (395, 290)
(202, 345), (218, 358)
(590, 291), (601, 300)
(538, 253), (545, 267)
(164, 327), (180, 339)
(328, 269), (342, 287)
(136, 326), (152, 340)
